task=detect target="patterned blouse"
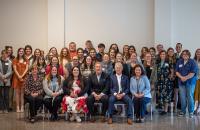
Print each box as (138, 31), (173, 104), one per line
(24, 74), (44, 96)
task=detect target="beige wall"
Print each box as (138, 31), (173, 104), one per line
(0, 0), (48, 55)
(65, 0), (155, 53)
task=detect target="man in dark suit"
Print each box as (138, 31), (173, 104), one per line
(108, 62), (133, 125)
(87, 62), (109, 122)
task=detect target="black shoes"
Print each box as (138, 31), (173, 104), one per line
(159, 111), (167, 115)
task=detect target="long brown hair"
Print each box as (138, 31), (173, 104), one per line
(45, 66), (62, 86)
(60, 47), (70, 66)
(17, 48), (26, 61)
(67, 66), (84, 90)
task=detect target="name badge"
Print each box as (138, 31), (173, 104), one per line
(179, 64), (183, 68)
(5, 63), (9, 65)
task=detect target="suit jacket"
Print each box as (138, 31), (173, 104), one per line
(88, 72), (110, 95)
(110, 74), (130, 95)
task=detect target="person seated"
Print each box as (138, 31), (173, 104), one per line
(108, 62), (133, 125)
(62, 66), (89, 123)
(43, 66), (64, 121)
(87, 62), (109, 122)
(130, 64), (151, 123)
(24, 66), (44, 123)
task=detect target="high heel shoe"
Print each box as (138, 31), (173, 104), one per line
(16, 106), (20, 113)
(20, 106), (24, 113)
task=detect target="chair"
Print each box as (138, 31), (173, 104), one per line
(132, 99), (153, 121)
(24, 102), (47, 121)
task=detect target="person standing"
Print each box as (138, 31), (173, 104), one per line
(0, 50), (12, 113)
(176, 50), (198, 118)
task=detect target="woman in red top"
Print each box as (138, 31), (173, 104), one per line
(12, 48), (29, 112)
(45, 56), (64, 76)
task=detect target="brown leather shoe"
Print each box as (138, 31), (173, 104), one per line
(90, 116), (96, 123)
(108, 118), (112, 124)
(127, 118), (133, 125)
(101, 116), (106, 122)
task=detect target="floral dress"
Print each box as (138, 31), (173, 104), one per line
(62, 81), (88, 113)
(156, 61), (173, 106)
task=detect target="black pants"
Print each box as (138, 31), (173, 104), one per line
(24, 95), (43, 118)
(133, 97), (151, 118)
(87, 94), (108, 116)
(43, 95), (62, 116)
(0, 86), (10, 111)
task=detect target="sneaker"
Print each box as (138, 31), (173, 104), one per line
(4, 110), (8, 114)
(178, 112), (185, 117)
(140, 118), (145, 123)
(30, 118), (35, 123)
(75, 115), (81, 123)
(70, 114), (75, 121)
(189, 113), (194, 118)
(0, 110), (3, 114)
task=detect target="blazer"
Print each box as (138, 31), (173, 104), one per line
(43, 76), (64, 99)
(0, 59), (12, 86)
(88, 72), (110, 95)
(110, 74), (130, 95)
(130, 75), (151, 99)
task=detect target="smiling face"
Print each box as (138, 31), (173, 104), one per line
(115, 62), (123, 75)
(25, 47), (32, 56)
(135, 66), (142, 77)
(160, 51), (166, 60)
(145, 53), (152, 62)
(51, 57), (59, 66)
(103, 54), (110, 62)
(182, 51), (189, 61)
(130, 53), (137, 62)
(109, 49), (116, 58)
(50, 47), (57, 56)
(167, 48), (174, 57)
(69, 43), (76, 52)
(34, 49), (41, 58)
(6, 47), (13, 57)
(62, 48), (68, 57)
(86, 56), (92, 65)
(95, 63), (102, 75)
(123, 45), (129, 54)
(176, 43), (182, 53)
(18, 48), (24, 57)
(51, 66), (58, 76)
(77, 49), (84, 58)
(116, 53), (123, 62)
(89, 49), (96, 58)
(72, 67), (79, 77)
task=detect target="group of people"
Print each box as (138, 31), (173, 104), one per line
(0, 41), (200, 125)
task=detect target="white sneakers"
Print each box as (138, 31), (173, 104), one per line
(69, 114), (82, 122)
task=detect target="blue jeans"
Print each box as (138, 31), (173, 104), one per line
(108, 95), (133, 119)
(179, 84), (195, 114)
(133, 97), (151, 118)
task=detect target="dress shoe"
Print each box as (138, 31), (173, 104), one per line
(108, 118), (112, 124)
(101, 116), (106, 122)
(90, 116), (96, 123)
(127, 118), (133, 125)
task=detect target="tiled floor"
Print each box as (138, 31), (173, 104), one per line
(0, 112), (200, 130)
